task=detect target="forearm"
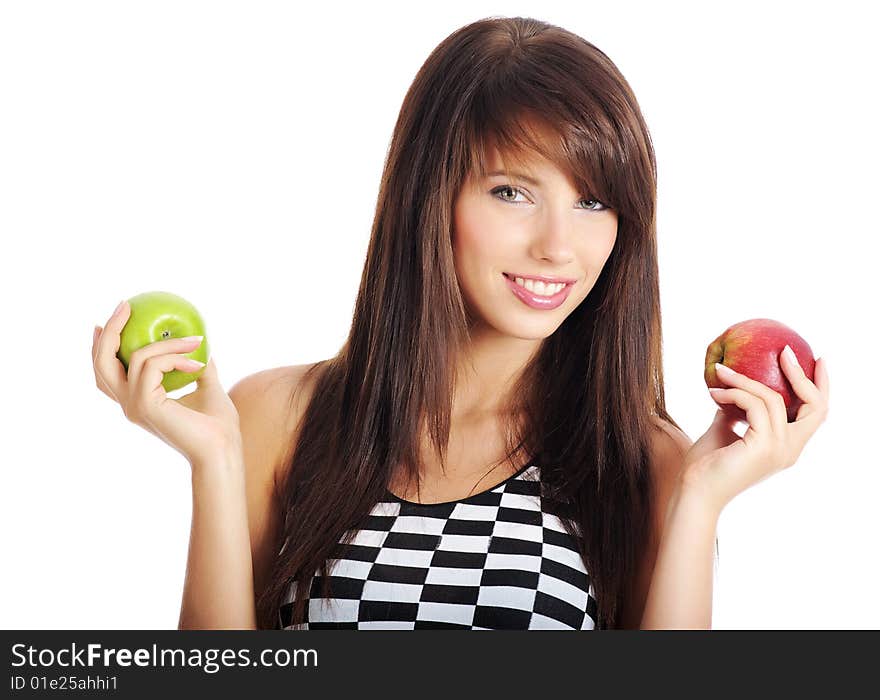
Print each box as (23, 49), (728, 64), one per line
(178, 449), (257, 630)
(639, 484), (720, 629)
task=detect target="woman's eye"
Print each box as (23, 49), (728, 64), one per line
(490, 185), (607, 211)
(579, 198), (608, 211)
(491, 185), (527, 203)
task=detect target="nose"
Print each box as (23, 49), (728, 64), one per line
(528, 208), (576, 264)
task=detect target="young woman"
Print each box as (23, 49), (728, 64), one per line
(91, 16), (829, 630)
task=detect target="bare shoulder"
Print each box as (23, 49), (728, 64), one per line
(227, 362), (324, 605)
(646, 415), (694, 514)
(228, 362), (325, 486)
(648, 414), (694, 469)
(616, 415), (696, 628)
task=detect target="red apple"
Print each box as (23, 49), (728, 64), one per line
(704, 318), (815, 423)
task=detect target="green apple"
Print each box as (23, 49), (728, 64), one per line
(116, 291), (210, 392)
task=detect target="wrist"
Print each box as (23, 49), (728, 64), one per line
(190, 443), (245, 479)
(670, 470), (725, 524)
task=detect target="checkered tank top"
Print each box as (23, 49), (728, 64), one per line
(278, 462), (599, 629)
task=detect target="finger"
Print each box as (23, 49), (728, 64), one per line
(803, 355), (830, 413)
(92, 325), (108, 371)
(92, 325), (103, 375)
(177, 357), (220, 412)
(135, 354), (207, 406)
(92, 325), (114, 399)
(194, 356), (219, 389)
(126, 335), (205, 388)
(708, 406), (743, 448)
(780, 346), (824, 416)
(788, 356), (830, 447)
(713, 362), (788, 435)
(815, 356), (830, 407)
(93, 301), (131, 401)
(709, 386), (772, 437)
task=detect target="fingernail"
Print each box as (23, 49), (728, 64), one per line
(113, 300), (126, 315)
(783, 345), (797, 364)
(715, 362), (735, 376)
(181, 335), (204, 345)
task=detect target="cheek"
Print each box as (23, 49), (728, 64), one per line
(583, 220), (618, 266)
(572, 230), (617, 293)
(452, 204), (511, 285)
(453, 207), (507, 261)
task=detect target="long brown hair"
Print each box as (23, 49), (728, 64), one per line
(257, 16), (683, 630)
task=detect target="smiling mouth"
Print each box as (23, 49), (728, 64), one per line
(502, 273), (574, 296)
(502, 273), (574, 310)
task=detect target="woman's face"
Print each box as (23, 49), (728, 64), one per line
(452, 146), (618, 340)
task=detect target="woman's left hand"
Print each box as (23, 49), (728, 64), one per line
(680, 347), (831, 514)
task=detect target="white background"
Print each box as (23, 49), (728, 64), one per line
(1, 1), (877, 629)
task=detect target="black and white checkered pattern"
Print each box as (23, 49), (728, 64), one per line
(279, 464), (598, 629)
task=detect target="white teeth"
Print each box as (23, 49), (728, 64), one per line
(513, 276), (565, 296)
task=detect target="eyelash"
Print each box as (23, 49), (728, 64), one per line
(490, 185), (608, 211)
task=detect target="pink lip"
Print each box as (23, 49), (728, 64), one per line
(503, 274), (574, 310)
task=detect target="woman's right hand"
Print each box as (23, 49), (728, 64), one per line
(91, 299), (243, 468)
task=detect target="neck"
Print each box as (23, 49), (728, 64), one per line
(450, 321), (542, 421)
(392, 323), (541, 496)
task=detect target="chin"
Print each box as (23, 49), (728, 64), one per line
(480, 313), (568, 341)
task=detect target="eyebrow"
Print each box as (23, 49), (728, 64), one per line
(486, 170), (541, 186)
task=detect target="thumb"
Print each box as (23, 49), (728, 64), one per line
(195, 357), (221, 389)
(709, 408), (741, 448)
